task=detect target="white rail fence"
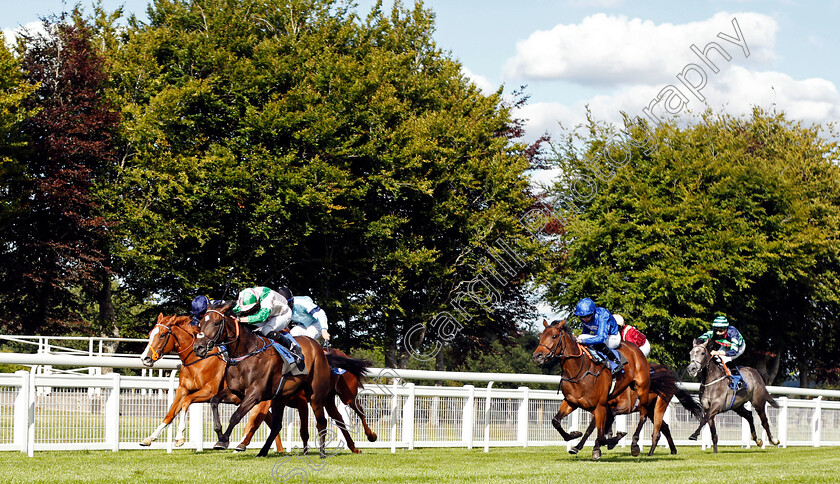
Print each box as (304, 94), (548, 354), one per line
(0, 353), (839, 457)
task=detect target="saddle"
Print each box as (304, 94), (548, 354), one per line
(584, 347), (627, 375)
(729, 368), (748, 393)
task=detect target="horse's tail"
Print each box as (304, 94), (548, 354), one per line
(674, 386), (704, 419)
(326, 353), (372, 381)
(766, 392), (780, 408)
(650, 363), (704, 420)
(649, 363), (678, 400)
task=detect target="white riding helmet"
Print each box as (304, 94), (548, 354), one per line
(614, 314), (625, 327)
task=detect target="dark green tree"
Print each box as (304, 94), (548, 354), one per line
(543, 109), (840, 386)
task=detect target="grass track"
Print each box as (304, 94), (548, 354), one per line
(0, 445), (837, 483)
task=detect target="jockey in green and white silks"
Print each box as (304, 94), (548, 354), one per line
(233, 286), (303, 366)
(697, 315), (746, 365)
(277, 287), (331, 343)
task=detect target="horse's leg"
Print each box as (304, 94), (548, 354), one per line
(591, 405), (608, 461)
(661, 421), (677, 454)
(632, 414), (647, 457)
(569, 417), (597, 455)
(237, 400), (277, 452)
(550, 401), (583, 441)
(604, 410), (625, 450)
(755, 401), (780, 446)
(215, 390), (263, 450)
(210, 388), (236, 447)
(258, 398), (287, 457)
(733, 405), (761, 447)
(340, 377), (377, 443)
(688, 409), (711, 441)
(297, 394), (310, 454)
(141, 385), (190, 446)
(324, 397), (358, 453)
(647, 397), (669, 456)
(171, 384), (222, 447)
(708, 416), (719, 453)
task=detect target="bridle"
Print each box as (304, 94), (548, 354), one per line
(146, 323), (194, 361)
(690, 344), (730, 387)
(537, 326), (601, 383)
(200, 309), (240, 350)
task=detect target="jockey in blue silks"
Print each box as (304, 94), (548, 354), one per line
(277, 287), (331, 343)
(574, 297), (623, 374)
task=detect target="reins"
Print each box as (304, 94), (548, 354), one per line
(147, 322), (225, 365)
(540, 327), (603, 385)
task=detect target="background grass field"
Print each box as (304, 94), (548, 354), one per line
(0, 445), (837, 483)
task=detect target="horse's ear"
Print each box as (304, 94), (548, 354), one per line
(693, 338), (704, 346)
(542, 319), (549, 328)
(157, 313), (164, 322)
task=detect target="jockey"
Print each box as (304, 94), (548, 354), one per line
(698, 315), (745, 377)
(277, 287), (331, 344)
(233, 286), (304, 369)
(574, 298), (623, 373)
(190, 295), (211, 326)
(615, 314), (650, 357)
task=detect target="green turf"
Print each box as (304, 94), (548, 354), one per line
(0, 445), (836, 483)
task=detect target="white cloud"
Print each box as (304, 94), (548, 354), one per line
(3, 21), (46, 45)
(517, 68), (840, 143)
(461, 66), (496, 94)
(503, 12), (777, 86)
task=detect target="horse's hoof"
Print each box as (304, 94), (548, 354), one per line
(174, 438), (185, 448)
(139, 440), (152, 447)
(256, 450), (268, 458)
(688, 434), (698, 441)
(213, 441), (229, 450)
(302, 446), (309, 455)
(568, 447), (580, 455)
(756, 439), (763, 447)
(234, 444), (247, 452)
(772, 439), (780, 446)
(567, 431), (583, 441)
(319, 451), (327, 459)
(631, 444), (640, 457)
(352, 448), (362, 454)
(592, 449), (601, 460)
(367, 433), (378, 442)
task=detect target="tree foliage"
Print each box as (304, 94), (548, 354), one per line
(544, 109), (840, 385)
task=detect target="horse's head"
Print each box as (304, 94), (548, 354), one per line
(533, 319), (571, 365)
(687, 338), (712, 377)
(193, 301), (234, 358)
(140, 314), (180, 367)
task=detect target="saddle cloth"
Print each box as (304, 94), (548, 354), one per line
(271, 343), (307, 376)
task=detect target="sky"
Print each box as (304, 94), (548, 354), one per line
(3, 0), (839, 143)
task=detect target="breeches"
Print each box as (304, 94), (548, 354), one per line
(290, 324), (321, 342)
(579, 333), (621, 349)
(255, 313), (291, 335)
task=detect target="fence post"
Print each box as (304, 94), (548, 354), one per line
(517, 386), (529, 448)
(14, 371), (30, 454)
(483, 382), (493, 453)
(166, 370), (177, 453)
(812, 396), (822, 447)
(778, 397), (788, 448)
(27, 366), (37, 457)
(615, 414), (627, 448)
(402, 383), (415, 450)
(189, 402), (204, 452)
(105, 373), (121, 452)
(462, 385), (474, 449)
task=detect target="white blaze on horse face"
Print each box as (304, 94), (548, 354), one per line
(141, 327), (161, 360)
(197, 332), (205, 339)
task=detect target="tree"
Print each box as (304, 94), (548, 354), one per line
(3, 13), (120, 334)
(543, 109), (840, 385)
(102, 0), (544, 366)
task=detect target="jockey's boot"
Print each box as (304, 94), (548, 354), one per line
(597, 344), (623, 376)
(266, 331), (305, 371)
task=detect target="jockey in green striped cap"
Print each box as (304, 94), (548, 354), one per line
(697, 315), (745, 377)
(233, 286), (304, 369)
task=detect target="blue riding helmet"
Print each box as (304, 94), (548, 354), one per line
(191, 295), (210, 316)
(574, 298), (596, 317)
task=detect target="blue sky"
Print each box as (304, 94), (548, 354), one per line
(4, 1), (839, 143)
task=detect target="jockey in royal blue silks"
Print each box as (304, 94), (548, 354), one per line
(574, 298), (624, 375)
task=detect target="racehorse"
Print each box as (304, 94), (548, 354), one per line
(139, 313), (281, 450)
(532, 319), (651, 460)
(237, 347), (377, 453)
(193, 301), (339, 458)
(686, 338), (781, 453)
(568, 363), (704, 456)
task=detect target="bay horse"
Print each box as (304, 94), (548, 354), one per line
(686, 338), (781, 453)
(193, 301), (339, 458)
(139, 313), (281, 450)
(238, 347), (378, 453)
(569, 363), (704, 456)
(532, 319), (651, 460)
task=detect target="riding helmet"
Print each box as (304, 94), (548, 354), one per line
(191, 295), (210, 315)
(277, 286), (293, 305)
(712, 315), (728, 329)
(574, 298), (596, 317)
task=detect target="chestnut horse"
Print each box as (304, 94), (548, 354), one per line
(686, 338), (781, 452)
(193, 301), (339, 457)
(238, 347), (378, 453)
(139, 313), (282, 450)
(532, 319), (651, 460)
(569, 363), (703, 456)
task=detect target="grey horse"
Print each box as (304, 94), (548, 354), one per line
(686, 338), (781, 453)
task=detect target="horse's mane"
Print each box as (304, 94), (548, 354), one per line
(549, 319), (575, 337)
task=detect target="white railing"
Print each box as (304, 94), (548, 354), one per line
(0, 354), (838, 457)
